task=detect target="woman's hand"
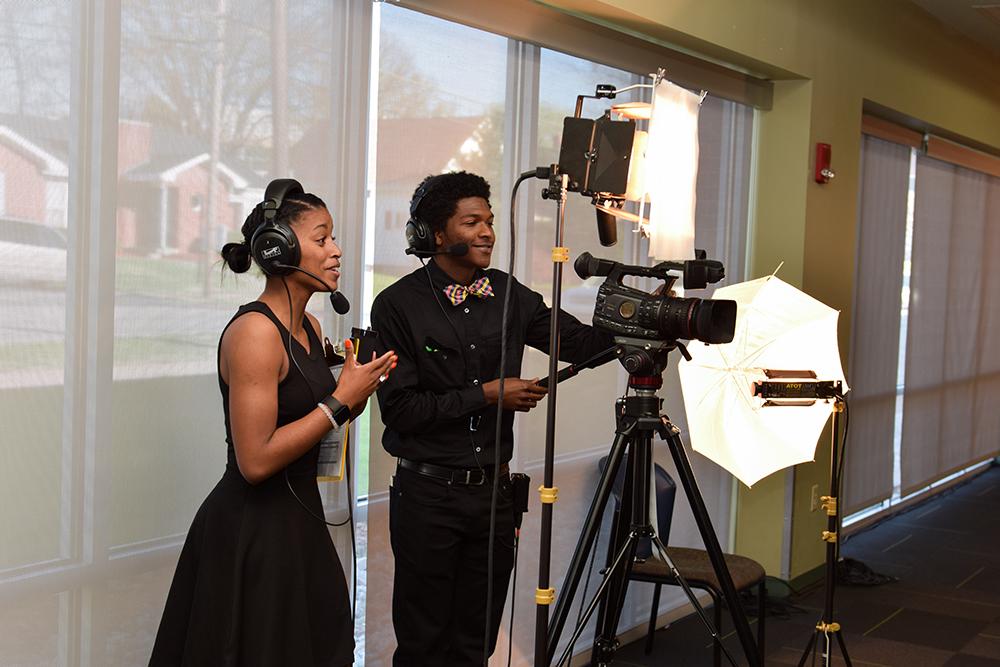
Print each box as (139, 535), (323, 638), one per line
(332, 339), (397, 411)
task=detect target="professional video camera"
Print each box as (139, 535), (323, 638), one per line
(573, 250), (736, 374)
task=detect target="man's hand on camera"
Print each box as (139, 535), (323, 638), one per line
(482, 377), (548, 412)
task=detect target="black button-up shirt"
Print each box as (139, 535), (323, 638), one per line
(371, 259), (614, 467)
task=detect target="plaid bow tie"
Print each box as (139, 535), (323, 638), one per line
(443, 276), (494, 306)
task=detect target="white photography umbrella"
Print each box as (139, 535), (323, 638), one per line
(677, 275), (849, 487)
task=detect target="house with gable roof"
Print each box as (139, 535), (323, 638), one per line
(0, 113), (264, 257)
(0, 114), (70, 226)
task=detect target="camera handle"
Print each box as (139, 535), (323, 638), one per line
(535, 345), (621, 390)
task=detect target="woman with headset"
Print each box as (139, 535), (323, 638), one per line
(150, 180), (396, 666)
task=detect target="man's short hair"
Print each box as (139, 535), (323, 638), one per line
(411, 171), (491, 234)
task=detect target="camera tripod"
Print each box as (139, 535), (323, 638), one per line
(546, 356), (762, 667)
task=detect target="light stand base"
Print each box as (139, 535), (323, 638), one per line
(796, 396), (852, 667)
(798, 622), (852, 667)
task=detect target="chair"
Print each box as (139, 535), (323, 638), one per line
(600, 457), (767, 665)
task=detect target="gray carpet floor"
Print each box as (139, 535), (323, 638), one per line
(611, 463), (1000, 667)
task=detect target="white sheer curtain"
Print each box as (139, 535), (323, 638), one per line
(844, 135), (910, 514)
(974, 174), (1000, 464)
(0, 2), (369, 664)
(901, 155), (1000, 495)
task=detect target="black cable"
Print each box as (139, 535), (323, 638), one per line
(327, 444), (355, 527)
(417, 259), (487, 472)
(342, 413), (358, 622)
(835, 394), (849, 565)
(568, 510), (601, 661)
(484, 170), (533, 666)
(281, 276), (312, 397)
(836, 394), (850, 502)
(278, 276), (359, 622)
(506, 532), (520, 667)
(419, 258), (471, 371)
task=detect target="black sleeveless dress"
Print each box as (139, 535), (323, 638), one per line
(150, 302), (355, 666)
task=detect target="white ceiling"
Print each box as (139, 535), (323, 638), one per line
(909, 0), (1000, 56)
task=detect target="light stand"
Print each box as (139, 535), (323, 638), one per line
(534, 80), (640, 666)
(533, 164), (571, 667)
(532, 72), (708, 664)
(797, 394), (851, 667)
(753, 379), (851, 667)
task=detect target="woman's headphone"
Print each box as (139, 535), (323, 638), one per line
(250, 178), (305, 275)
(404, 176), (441, 255)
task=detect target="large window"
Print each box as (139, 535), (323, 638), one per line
(0, 3), (755, 665)
(0, 2), (71, 577)
(846, 124), (1000, 526)
(1, 2), (360, 664)
(369, 4), (508, 295)
(361, 6), (755, 664)
(362, 6), (511, 662)
(0, 5), (72, 666)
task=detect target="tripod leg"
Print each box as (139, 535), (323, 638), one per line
(757, 578), (766, 662)
(591, 444), (649, 665)
(591, 541), (639, 667)
(713, 591), (722, 667)
(546, 422), (635, 662)
(554, 533), (640, 667)
(835, 630), (852, 666)
(663, 424), (762, 667)
(644, 584), (661, 655)
(648, 536), (741, 667)
(591, 465), (634, 665)
(796, 629), (818, 667)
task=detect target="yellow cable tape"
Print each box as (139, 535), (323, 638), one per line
(539, 485), (559, 504)
(535, 588), (556, 605)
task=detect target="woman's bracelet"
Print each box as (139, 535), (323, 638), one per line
(316, 401), (338, 429)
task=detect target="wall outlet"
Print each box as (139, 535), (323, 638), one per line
(810, 484), (820, 512)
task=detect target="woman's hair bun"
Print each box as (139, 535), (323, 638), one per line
(221, 241), (252, 273)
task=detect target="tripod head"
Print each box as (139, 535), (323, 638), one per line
(615, 336), (676, 383)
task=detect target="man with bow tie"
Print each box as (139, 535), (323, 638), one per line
(371, 171), (613, 666)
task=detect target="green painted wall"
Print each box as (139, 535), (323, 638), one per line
(554, 0), (1000, 578)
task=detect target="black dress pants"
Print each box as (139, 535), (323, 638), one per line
(389, 466), (515, 666)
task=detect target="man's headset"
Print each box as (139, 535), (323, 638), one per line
(405, 176), (471, 258)
(250, 178), (349, 314)
(404, 177), (439, 256)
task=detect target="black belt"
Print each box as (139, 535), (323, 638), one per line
(397, 457), (509, 486)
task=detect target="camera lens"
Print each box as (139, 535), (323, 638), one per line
(692, 299), (736, 344)
(656, 297), (736, 344)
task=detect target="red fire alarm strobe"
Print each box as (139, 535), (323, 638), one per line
(815, 143), (835, 184)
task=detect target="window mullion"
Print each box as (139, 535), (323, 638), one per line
(500, 38), (540, 281)
(503, 38), (539, 475)
(66, 0), (121, 569)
